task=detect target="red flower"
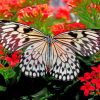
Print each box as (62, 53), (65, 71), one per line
(90, 71), (96, 78)
(95, 81), (100, 90)
(5, 51), (21, 67)
(51, 22), (86, 36)
(67, 22), (86, 30)
(0, 1), (11, 19)
(50, 23), (68, 36)
(18, 4), (52, 25)
(80, 82), (95, 96)
(79, 72), (92, 82)
(55, 7), (71, 21)
(91, 65), (100, 73)
(80, 64), (100, 96)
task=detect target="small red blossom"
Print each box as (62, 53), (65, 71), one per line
(80, 64), (100, 96)
(95, 81), (100, 90)
(91, 65), (100, 73)
(55, 7), (71, 21)
(79, 72), (92, 82)
(50, 23), (68, 36)
(5, 51), (21, 67)
(80, 82), (95, 96)
(67, 22), (86, 30)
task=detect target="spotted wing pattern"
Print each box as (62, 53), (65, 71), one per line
(20, 40), (48, 77)
(0, 20), (45, 51)
(50, 42), (80, 81)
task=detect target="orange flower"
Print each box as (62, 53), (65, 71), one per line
(87, 3), (100, 13)
(0, 0), (26, 19)
(63, 0), (82, 8)
(0, 1), (12, 19)
(18, 4), (52, 25)
(50, 23), (68, 36)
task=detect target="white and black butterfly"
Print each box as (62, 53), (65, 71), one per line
(0, 20), (100, 81)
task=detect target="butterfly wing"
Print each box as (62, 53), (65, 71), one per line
(50, 29), (100, 81)
(50, 41), (80, 81)
(54, 29), (100, 56)
(0, 20), (45, 51)
(20, 40), (48, 77)
(0, 20), (48, 77)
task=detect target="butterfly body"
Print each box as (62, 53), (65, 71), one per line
(0, 20), (100, 81)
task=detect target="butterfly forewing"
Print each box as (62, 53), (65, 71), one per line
(0, 20), (45, 51)
(54, 29), (100, 56)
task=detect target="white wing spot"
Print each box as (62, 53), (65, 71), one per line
(33, 73), (36, 77)
(25, 71), (29, 76)
(21, 67), (25, 72)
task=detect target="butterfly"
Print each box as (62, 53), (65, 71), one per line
(0, 20), (100, 81)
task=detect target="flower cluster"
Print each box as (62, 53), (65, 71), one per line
(50, 22), (86, 35)
(18, 4), (53, 25)
(0, 0), (26, 19)
(79, 64), (100, 96)
(0, 44), (21, 68)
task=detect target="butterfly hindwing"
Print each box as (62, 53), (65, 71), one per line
(50, 41), (80, 81)
(20, 40), (48, 77)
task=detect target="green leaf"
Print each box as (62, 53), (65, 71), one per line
(91, 0), (100, 4)
(33, 0), (48, 5)
(31, 88), (54, 100)
(0, 68), (16, 80)
(75, 92), (80, 100)
(77, 55), (95, 66)
(13, 66), (21, 82)
(74, 0), (100, 29)
(88, 98), (94, 100)
(0, 85), (7, 91)
(61, 79), (79, 95)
